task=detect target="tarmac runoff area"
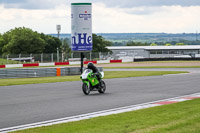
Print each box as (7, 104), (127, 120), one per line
(0, 68), (200, 132)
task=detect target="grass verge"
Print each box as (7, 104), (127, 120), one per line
(0, 71), (187, 86)
(11, 98), (200, 133)
(133, 60), (200, 63)
(0, 58), (19, 65)
(105, 66), (200, 68)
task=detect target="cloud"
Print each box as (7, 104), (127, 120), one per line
(0, 4), (70, 33)
(93, 4), (200, 33)
(1, 0), (200, 9)
(101, 0), (200, 8)
(0, 2), (200, 33)
(0, 0), (67, 9)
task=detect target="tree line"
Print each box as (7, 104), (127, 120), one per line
(0, 27), (62, 55)
(0, 27), (112, 55)
(2, 27), (196, 56)
(125, 41), (189, 46)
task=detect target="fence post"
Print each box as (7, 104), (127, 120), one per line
(108, 52), (110, 60)
(57, 47), (59, 62)
(7, 54), (9, 64)
(90, 52), (92, 61)
(41, 53), (43, 63)
(62, 52), (64, 62)
(30, 54), (32, 63)
(99, 52), (101, 60)
(19, 54), (21, 64)
(51, 53), (53, 62)
(71, 53), (73, 59)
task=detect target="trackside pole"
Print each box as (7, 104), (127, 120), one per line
(81, 52), (84, 73)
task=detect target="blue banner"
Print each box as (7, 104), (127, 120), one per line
(71, 33), (92, 51)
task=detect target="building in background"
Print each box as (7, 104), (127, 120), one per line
(107, 45), (200, 59)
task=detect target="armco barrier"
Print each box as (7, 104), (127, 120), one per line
(0, 68), (56, 79)
(0, 67), (81, 79)
(0, 67), (103, 79)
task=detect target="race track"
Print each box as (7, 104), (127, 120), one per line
(0, 69), (200, 129)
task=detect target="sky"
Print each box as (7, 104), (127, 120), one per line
(0, 0), (200, 34)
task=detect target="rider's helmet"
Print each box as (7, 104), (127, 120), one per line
(87, 62), (94, 69)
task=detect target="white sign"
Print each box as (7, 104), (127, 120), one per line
(71, 3), (92, 51)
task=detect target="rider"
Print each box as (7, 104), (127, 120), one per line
(87, 62), (101, 83)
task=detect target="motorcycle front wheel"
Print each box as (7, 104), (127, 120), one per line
(98, 80), (106, 93)
(82, 83), (90, 95)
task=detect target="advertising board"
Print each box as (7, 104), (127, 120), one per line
(71, 3), (92, 52)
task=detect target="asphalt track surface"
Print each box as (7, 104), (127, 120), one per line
(0, 68), (200, 129)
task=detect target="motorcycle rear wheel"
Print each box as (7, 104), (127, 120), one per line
(82, 83), (90, 95)
(98, 80), (106, 93)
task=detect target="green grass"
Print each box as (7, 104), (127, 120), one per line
(104, 71), (187, 79)
(134, 60), (200, 63)
(0, 58), (19, 65)
(0, 71), (187, 86)
(12, 98), (200, 133)
(105, 66), (200, 68)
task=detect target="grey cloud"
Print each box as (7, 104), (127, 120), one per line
(0, 0), (67, 9)
(97, 0), (200, 7)
(0, 0), (27, 4)
(124, 7), (164, 15)
(0, 0), (200, 9)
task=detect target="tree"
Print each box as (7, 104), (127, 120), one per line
(0, 34), (4, 54)
(61, 38), (71, 54)
(41, 33), (62, 53)
(92, 34), (112, 53)
(176, 43), (185, 45)
(0, 27), (62, 55)
(1, 27), (46, 54)
(150, 43), (157, 46)
(126, 41), (148, 46)
(59, 38), (71, 61)
(165, 43), (172, 46)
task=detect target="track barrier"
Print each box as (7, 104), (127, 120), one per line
(1, 59), (133, 69)
(56, 68), (61, 76)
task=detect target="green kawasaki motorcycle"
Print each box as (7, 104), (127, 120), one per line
(80, 69), (106, 95)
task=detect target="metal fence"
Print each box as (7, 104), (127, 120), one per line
(0, 52), (114, 65)
(1, 50), (197, 65)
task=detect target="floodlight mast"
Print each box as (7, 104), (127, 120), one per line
(56, 25), (61, 62)
(56, 25), (61, 39)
